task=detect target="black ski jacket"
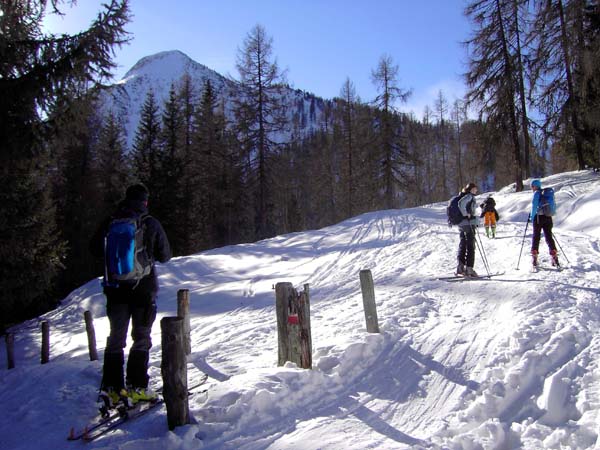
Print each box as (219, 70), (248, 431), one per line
(90, 198), (171, 294)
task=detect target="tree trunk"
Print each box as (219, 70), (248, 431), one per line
(513, 0), (532, 178)
(496, 0), (524, 191)
(558, 0), (586, 169)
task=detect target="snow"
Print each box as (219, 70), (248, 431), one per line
(2, 169), (600, 449)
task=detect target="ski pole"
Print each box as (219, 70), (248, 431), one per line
(550, 230), (570, 264)
(473, 225), (492, 276)
(516, 217), (530, 270)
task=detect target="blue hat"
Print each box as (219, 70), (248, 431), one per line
(530, 179), (541, 188)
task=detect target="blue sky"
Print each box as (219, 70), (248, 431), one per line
(44, 0), (472, 118)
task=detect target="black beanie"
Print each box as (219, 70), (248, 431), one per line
(125, 184), (149, 202)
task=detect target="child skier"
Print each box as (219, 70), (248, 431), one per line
(480, 196), (499, 238)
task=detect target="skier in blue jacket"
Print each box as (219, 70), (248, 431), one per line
(529, 179), (558, 268)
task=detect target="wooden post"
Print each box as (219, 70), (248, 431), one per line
(359, 270), (380, 333)
(41, 320), (50, 364)
(177, 289), (191, 356)
(275, 282), (312, 369)
(84, 311), (98, 361)
(160, 317), (189, 430)
(6, 333), (15, 369)
(298, 284), (312, 369)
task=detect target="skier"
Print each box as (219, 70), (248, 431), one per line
(479, 196), (499, 238)
(456, 182), (479, 277)
(529, 179), (559, 268)
(90, 184), (171, 406)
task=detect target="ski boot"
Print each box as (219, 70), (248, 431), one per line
(127, 387), (158, 405)
(550, 249), (560, 268)
(531, 250), (539, 272)
(98, 388), (132, 418)
(465, 267), (478, 277)
(455, 263), (465, 276)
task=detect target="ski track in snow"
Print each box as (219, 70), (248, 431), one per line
(2, 170), (600, 449)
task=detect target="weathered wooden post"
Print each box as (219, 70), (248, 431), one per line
(298, 284), (312, 369)
(359, 269), (380, 333)
(160, 317), (189, 430)
(6, 333), (15, 369)
(177, 289), (191, 356)
(41, 320), (50, 364)
(84, 311), (98, 361)
(275, 282), (312, 369)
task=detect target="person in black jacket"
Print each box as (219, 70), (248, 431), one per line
(90, 184), (171, 403)
(479, 196), (500, 238)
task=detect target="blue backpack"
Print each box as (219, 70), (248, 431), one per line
(103, 214), (152, 287)
(447, 192), (467, 226)
(537, 187), (556, 216)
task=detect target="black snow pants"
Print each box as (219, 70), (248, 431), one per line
(457, 224), (476, 268)
(101, 287), (157, 391)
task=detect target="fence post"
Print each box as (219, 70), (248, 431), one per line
(160, 317), (189, 430)
(359, 270), (380, 333)
(298, 284), (312, 369)
(177, 289), (191, 356)
(41, 321), (50, 364)
(275, 282), (312, 369)
(84, 311), (98, 361)
(6, 333), (15, 369)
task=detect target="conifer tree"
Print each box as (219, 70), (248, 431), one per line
(131, 90), (162, 196)
(96, 112), (130, 212)
(452, 99), (468, 189)
(177, 74), (202, 254)
(370, 55), (411, 209)
(156, 84), (184, 254)
(0, 0), (130, 327)
(233, 24), (288, 239)
(50, 95), (102, 301)
(194, 80), (234, 249)
(434, 90), (450, 198)
(338, 78), (359, 217)
(529, 0), (598, 168)
(464, 0), (526, 191)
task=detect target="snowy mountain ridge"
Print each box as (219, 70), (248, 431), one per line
(2, 170), (600, 449)
(98, 50), (328, 149)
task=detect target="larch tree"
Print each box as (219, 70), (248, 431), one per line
(370, 54), (411, 209)
(464, 0), (526, 191)
(434, 90), (450, 197)
(529, 0), (598, 169)
(338, 77), (360, 217)
(233, 24), (288, 239)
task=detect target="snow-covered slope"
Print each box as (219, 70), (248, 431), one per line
(98, 50), (329, 149)
(2, 170), (600, 449)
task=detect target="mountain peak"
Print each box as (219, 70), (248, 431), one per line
(121, 50), (209, 83)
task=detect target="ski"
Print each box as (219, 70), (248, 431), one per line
(81, 398), (163, 442)
(437, 272), (505, 282)
(531, 265), (563, 272)
(68, 373), (208, 442)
